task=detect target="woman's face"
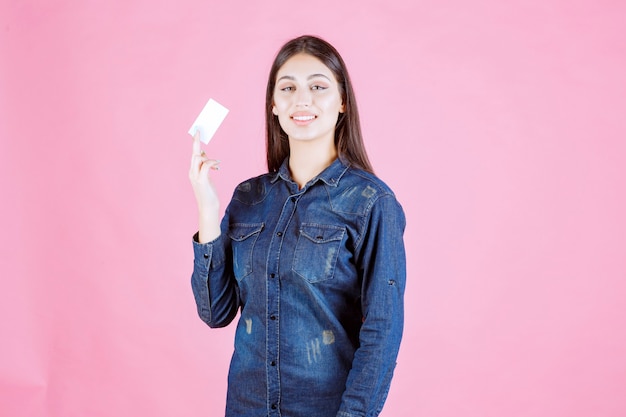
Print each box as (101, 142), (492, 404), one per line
(273, 53), (344, 145)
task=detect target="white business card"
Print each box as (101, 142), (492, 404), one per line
(188, 98), (229, 144)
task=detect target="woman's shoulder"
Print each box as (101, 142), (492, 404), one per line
(329, 165), (402, 216)
(341, 165), (398, 199)
(230, 172), (277, 205)
(233, 172), (274, 191)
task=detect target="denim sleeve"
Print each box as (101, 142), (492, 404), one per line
(337, 194), (407, 417)
(190, 210), (240, 328)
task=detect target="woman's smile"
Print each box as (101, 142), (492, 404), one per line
(291, 112), (317, 125)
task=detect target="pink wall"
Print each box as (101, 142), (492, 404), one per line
(2, 1), (625, 416)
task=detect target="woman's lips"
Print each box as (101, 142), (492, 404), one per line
(291, 113), (317, 125)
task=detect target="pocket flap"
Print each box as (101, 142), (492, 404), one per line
(228, 223), (264, 242)
(299, 224), (345, 244)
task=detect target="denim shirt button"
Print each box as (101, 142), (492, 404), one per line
(276, 231), (283, 237)
(271, 360), (276, 366)
(270, 315), (276, 320)
(271, 404), (277, 410)
(203, 253), (209, 259)
(270, 273), (275, 278)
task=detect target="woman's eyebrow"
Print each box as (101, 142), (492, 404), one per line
(307, 73), (331, 81)
(277, 73), (331, 82)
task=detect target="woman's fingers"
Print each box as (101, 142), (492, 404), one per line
(190, 131), (220, 173)
(188, 131), (221, 213)
(190, 132), (203, 166)
(190, 154), (221, 180)
(192, 130), (201, 155)
(199, 158), (221, 173)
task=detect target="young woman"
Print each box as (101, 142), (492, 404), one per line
(189, 35), (406, 417)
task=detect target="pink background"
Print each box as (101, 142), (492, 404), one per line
(2, 1), (625, 416)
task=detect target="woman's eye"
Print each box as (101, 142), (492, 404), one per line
(311, 85), (327, 91)
(281, 86), (294, 92)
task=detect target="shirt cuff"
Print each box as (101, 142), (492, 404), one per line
(192, 232), (226, 268)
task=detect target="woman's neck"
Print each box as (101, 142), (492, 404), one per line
(288, 139), (337, 189)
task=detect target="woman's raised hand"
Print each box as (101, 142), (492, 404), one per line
(188, 131), (222, 243)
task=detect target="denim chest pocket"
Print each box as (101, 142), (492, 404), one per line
(293, 223), (346, 283)
(228, 223), (264, 281)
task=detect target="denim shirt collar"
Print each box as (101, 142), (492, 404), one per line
(271, 157), (350, 188)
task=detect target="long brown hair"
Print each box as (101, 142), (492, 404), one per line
(265, 35), (373, 174)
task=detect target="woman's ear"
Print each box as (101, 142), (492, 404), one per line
(272, 106), (278, 116)
(339, 103), (345, 113)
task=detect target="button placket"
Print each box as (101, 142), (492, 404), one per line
(265, 193), (298, 414)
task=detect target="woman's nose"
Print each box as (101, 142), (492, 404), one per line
(294, 88), (312, 107)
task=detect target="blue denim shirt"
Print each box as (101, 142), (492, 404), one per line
(191, 158), (406, 417)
